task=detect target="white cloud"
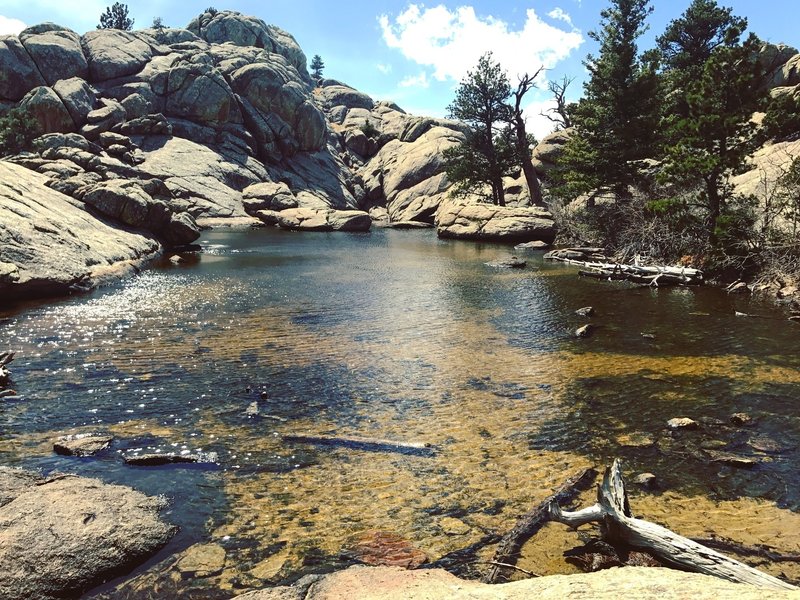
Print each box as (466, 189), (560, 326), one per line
(379, 5), (583, 83)
(523, 98), (562, 141)
(547, 8), (573, 26)
(398, 71), (430, 88)
(377, 63), (393, 74)
(0, 14), (26, 35)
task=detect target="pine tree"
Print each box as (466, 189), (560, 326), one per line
(310, 55), (325, 79)
(560, 0), (660, 199)
(444, 53), (515, 206)
(97, 3), (134, 30)
(660, 33), (766, 244)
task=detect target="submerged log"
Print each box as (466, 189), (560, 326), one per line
(281, 434), (436, 457)
(482, 467), (598, 583)
(548, 459), (796, 591)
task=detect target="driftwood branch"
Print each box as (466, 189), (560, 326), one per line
(482, 467), (598, 583)
(281, 434), (436, 456)
(0, 351), (13, 386)
(548, 459), (797, 591)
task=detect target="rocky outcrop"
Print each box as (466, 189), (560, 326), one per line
(0, 160), (162, 298)
(0, 467), (175, 600)
(81, 29), (154, 82)
(532, 128), (572, 177)
(0, 37), (46, 101)
(256, 207), (371, 232)
(436, 199), (557, 243)
(18, 24), (88, 86)
(233, 565), (800, 600)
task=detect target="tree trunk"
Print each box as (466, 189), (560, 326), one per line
(548, 459), (797, 591)
(706, 176), (721, 245)
(514, 115), (544, 207)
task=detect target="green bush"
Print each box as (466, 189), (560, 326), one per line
(761, 92), (800, 141)
(360, 121), (379, 139)
(0, 107), (39, 157)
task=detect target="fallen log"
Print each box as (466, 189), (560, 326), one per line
(281, 434), (436, 457)
(482, 467), (598, 583)
(0, 351), (13, 385)
(548, 459), (797, 591)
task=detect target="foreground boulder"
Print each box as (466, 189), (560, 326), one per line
(0, 161), (161, 300)
(0, 467), (175, 600)
(436, 200), (556, 243)
(233, 565), (798, 600)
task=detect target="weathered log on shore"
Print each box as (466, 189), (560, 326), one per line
(483, 467), (598, 583)
(548, 459), (797, 591)
(545, 249), (703, 286)
(0, 351), (14, 386)
(282, 434), (436, 456)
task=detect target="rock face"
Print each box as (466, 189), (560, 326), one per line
(436, 199), (557, 243)
(0, 467), (175, 600)
(0, 161), (162, 299)
(233, 565), (800, 600)
(0, 9), (547, 301)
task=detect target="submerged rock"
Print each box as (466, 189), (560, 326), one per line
(667, 417), (699, 430)
(575, 306), (594, 317)
(123, 451), (218, 466)
(53, 433), (113, 456)
(575, 324), (594, 338)
(175, 543), (227, 578)
(343, 530), (428, 569)
(485, 257), (526, 269)
(0, 467), (174, 600)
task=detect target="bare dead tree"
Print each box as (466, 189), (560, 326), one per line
(541, 75), (574, 130)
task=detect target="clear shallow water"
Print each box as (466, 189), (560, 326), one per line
(1, 227), (800, 597)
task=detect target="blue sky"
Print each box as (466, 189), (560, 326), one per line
(1, 1), (798, 139)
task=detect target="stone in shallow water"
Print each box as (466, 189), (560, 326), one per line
(485, 257), (526, 268)
(439, 517), (470, 535)
(123, 451), (218, 466)
(704, 450), (759, 467)
(667, 417), (698, 430)
(53, 432), (113, 456)
(575, 324), (593, 338)
(616, 432), (655, 448)
(730, 412), (754, 427)
(633, 472), (657, 489)
(574, 306), (594, 317)
(344, 530), (427, 569)
(176, 543), (226, 578)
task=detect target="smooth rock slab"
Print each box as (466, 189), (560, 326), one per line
(53, 433), (113, 457)
(232, 564), (800, 600)
(0, 467), (175, 600)
(176, 543), (226, 578)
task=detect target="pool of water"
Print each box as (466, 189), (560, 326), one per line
(1, 227), (799, 597)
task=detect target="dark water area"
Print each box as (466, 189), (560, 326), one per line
(1, 227), (799, 596)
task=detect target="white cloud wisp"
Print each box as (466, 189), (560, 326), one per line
(379, 4), (583, 84)
(0, 15), (26, 35)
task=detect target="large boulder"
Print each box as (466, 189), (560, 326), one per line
(81, 179), (200, 245)
(0, 161), (161, 299)
(532, 128), (572, 176)
(0, 36), (46, 101)
(242, 181), (298, 213)
(51, 77), (96, 127)
(136, 136), (265, 217)
(81, 29), (154, 82)
(233, 565), (800, 600)
(317, 84), (375, 112)
(18, 24), (87, 86)
(361, 126), (464, 222)
(187, 11), (309, 80)
(436, 199), (557, 243)
(0, 467), (175, 600)
(19, 86), (75, 133)
(230, 62), (326, 153)
(165, 62), (242, 125)
(258, 207), (371, 232)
